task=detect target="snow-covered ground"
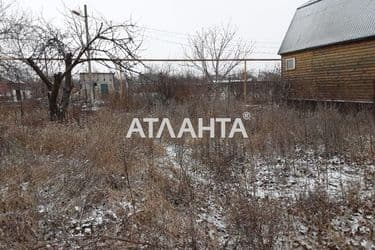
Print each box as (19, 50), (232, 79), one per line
(0, 141), (373, 249)
(161, 143), (374, 249)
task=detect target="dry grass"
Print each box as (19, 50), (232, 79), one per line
(0, 96), (374, 249)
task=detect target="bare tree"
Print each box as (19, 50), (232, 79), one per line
(185, 24), (253, 83)
(0, 1), (12, 43)
(0, 6), (142, 121)
(0, 0), (11, 23)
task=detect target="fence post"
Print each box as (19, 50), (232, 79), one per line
(243, 60), (247, 102)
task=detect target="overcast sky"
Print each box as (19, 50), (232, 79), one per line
(15, 0), (307, 72)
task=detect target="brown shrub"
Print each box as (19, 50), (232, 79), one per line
(228, 196), (284, 249)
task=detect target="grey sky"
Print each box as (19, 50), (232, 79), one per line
(16, 0), (306, 72)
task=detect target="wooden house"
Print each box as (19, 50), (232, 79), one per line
(279, 0), (375, 104)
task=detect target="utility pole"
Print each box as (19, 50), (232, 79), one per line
(71, 5), (93, 104)
(84, 4), (94, 104)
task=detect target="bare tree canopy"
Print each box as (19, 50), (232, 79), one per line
(185, 24), (253, 83)
(0, 4), (142, 120)
(0, 1), (30, 82)
(0, 0), (11, 20)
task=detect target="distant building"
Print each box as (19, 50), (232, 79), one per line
(80, 72), (116, 99)
(0, 81), (11, 100)
(0, 79), (32, 102)
(279, 0), (375, 104)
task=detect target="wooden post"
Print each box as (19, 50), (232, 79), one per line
(119, 69), (125, 98)
(243, 60), (248, 102)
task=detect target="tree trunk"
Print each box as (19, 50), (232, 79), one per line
(60, 53), (73, 119)
(26, 58), (64, 121)
(46, 53), (74, 122)
(48, 73), (63, 121)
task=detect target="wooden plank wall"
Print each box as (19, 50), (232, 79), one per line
(282, 39), (375, 103)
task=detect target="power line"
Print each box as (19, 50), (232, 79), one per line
(143, 35), (279, 55)
(140, 25), (281, 45)
(145, 34), (279, 48)
(143, 34), (190, 47)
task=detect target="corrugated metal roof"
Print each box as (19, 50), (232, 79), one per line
(279, 0), (375, 55)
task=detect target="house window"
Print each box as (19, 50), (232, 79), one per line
(100, 84), (109, 95)
(285, 58), (296, 71)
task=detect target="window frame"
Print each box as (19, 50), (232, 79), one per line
(285, 58), (296, 71)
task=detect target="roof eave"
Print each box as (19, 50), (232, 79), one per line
(278, 35), (375, 56)
(297, 0), (323, 10)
